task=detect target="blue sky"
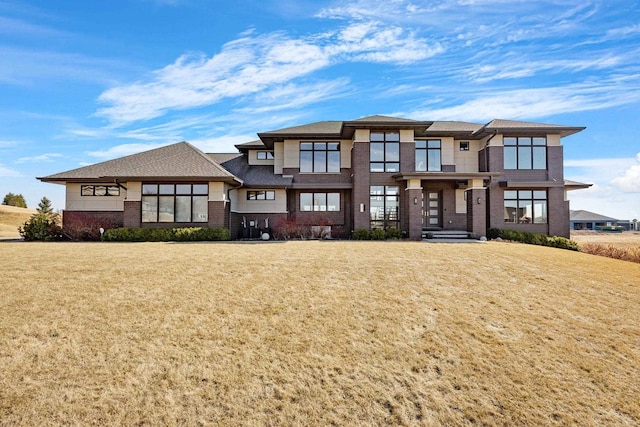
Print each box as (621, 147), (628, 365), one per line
(1, 0), (639, 220)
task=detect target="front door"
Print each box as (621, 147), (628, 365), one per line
(424, 190), (442, 229)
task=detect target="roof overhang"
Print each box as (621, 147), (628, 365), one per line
(38, 176), (243, 186)
(474, 126), (586, 138)
(394, 172), (498, 181)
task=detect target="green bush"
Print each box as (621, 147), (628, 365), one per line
(385, 227), (403, 240)
(488, 228), (578, 251)
(103, 227), (230, 242)
(19, 213), (64, 241)
(352, 228), (370, 240)
(370, 228), (386, 240)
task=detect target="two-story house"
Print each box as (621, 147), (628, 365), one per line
(39, 115), (588, 239)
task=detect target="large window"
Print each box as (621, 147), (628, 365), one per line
(504, 190), (547, 224)
(415, 139), (441, 171)
(370, 186), (399, 229)
(300, 192), (340, 211)
(504, 137), (546, 170)
(142, 183), (208, 223)
(370, 132), (400, 172)
(300, 142), (340, 173)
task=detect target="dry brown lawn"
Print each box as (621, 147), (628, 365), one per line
(1, 241), (639, 426)
(571, 230), (640, 248)
(0, 205), (36, 238)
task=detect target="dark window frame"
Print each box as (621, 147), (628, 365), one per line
(503, 136), (547, 170)
(257, 151), (274, 160)
(300, 142), (341, 173)
(503, 189), (548, 224)
(369, 185), (400, 230)
(460, 141), (470, 151)
(141, 183), (209, 223)
(81, 184), (120, 196)
(415, 139), (442, 172)
(370, 131), (400, 173)
(299, 192), (341, 212)
(247, 190), (275, 200)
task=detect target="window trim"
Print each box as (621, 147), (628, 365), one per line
(300, 142), (341, 173)
(503, 189), (547, 224)
(299, 192), (341, 212)
(247, 190), (275, 200)
(370, 131), (400, 173)
(415, 139), (442, 172)
(503, 136), (547, 170)
(141, 183), (209, 223)
(369, 185), (400, 230)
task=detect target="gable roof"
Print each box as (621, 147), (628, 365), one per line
(350, 114), (421, 123)
(38, 142), (240, 184)
(570, 210), (619, 222)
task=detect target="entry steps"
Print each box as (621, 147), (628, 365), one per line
(422, 229), (472, 240)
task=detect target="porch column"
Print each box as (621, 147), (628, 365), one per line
(466, 179), (487, 238)
(407, 179), (423, 240)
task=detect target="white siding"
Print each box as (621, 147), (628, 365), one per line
(231, 188), (287, 213)
(453, 140), (479, 173)
(65, 183), (125, 211)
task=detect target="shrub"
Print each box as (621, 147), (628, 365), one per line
(2, 192), (27, 208)
(352, 228), (370, 240)
(103, 227), (230, 242)
(488, 228), (579, 251)
(19, 213), (64, 241)
(579, 243), (640, 264)
(63, 216), (119, 241)
(370, 228), (386, 240)
(273, 218), (310, 240)
(385, 227), (403, 240)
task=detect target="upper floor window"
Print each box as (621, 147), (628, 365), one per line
(504, 190), (547, 224)
(370, 132), (399, 172)
(141, 183), (208, 223)
(504, 137), (546, 170)
(300, 142), (340, 173)
(257, 151), (274, 160)
(415, 139), (441, 172)
(247, 190), (275, 200)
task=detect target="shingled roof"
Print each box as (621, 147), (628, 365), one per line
(570, 210), (619, 222)
(38, 142), (239, 183)
(209, 153), (293, 188)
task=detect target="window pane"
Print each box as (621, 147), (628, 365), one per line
(328, 151), (340, 172)
(504, 200), (517, 222)
(518, 147), (532, 169)
(533, 190), (546, 199)
(370, 132), (384, 141)
(94, 186), (107, 196)
(370, 196), (384, 221)
(386, 142), (399, 161)
(428, 149), (441, 171)
(176, 184), (191, 194)
(428, 140), (441, 148)
(142, 184), (158, 195)
(327, 143), (339, 151)
(192, 196), (208, 222)
(519, 137), (532, 146)
(370, 186), (384, 195)
(300, 142), (313, 150)
(266, 152), (274, 159)
(504, 146), (517, 169)
(370, 143), (384, 161)
(314, 142), (326, 150)
(256, 191), (266, 200)
(257, 151), (266, 160)
(158, 196), (174, 222)
(415, 140), (427, 149)
(504, 191), (518, 199)
(266, 191), (275, 200)
(314, 193), (327, 211)
(370, 162), (385, 172)
(385, 163), (399, 172)
(300, 193), (312, 211)
(519, 190), (532, 198)
(314, 150), (327, 173)
(327, 193), (340, 211)
(503, 137), (517, 146)
(175, 196), (191, 222)
(193, 184), (208, 195)
(159, 184), (174, 195)
(518, 200), (532, 223)
(141, 196), (158, 223)
(385, 132), (400, 141)
(533, 137), (546, 146)
(82, 185), (94, 196)
(533, 200), (547, 223)
(386, 186), (400, 195)
(107, 186), (120, 196)
(416, 149), (427, 171)
(300, 151), (313, 173)
(533, 147), (546, 169)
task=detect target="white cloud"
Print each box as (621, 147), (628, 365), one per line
(0, 163), (21, 177)
(567, 183), (640, 220)
(610, 153), (640, 193)
(15, 153), (64, 163)
(95, 22), (442, 125)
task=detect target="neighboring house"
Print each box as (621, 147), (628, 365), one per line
(39, 115), (590, 239)
(570, 210), (633, 231)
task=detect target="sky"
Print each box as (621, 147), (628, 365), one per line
(0, 0), (639, 220)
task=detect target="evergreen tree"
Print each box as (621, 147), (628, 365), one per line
(2, 192), (27, 208)
(37, 196), (54, 215)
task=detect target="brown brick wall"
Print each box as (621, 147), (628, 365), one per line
(208, 200), (227, 228)
(124, 201), (141, 227)
(406, 188), (422, 239)
(352, 141), (371, 230)
(283, 168), (352, 184)
(466, 188), (487, 237)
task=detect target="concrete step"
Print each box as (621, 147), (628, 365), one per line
(422, 230), (471, 239)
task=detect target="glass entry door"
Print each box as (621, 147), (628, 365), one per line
(424, 190), (442, 229)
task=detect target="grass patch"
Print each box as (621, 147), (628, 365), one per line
(1, 241), (639, 425)
(0, 205), (36, 238)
